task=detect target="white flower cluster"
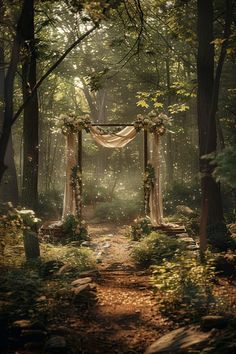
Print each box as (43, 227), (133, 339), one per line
(134, 111), (171, 135)
(60, 114), (91, 134)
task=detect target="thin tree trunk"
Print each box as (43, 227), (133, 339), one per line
(0, 21), (97, 185)
(165, 57), (173, 187)
(0, 1), (26, 184)
(21, 0), (39, 210)
(0, 22), (19, 205)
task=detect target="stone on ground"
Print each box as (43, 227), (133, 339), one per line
(144, 326), (213, 354)
(44, 336), (67, 354)
(71, 277), (92, 286)
(200, 315), (229, 331)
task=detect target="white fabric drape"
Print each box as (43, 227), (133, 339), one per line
(149, 132), (163, 225)
(89, 126), (137, 148)
(62, 133), (77, 219)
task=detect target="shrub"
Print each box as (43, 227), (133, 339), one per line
(62, 215), (88, 242)
(131, 232), (184, 267)
(42, 244), (96, 272)
(164, 182), (201, 214)
(94, 198), (143, 222)
(83, 181), (111, 204)
(38, 190), (63, 218)
(130, 217), (152, 240)
(151, 254), (225, 319)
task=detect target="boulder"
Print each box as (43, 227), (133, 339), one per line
(176, 205), (195, 216)
(40, 260), (64, 277)
(145, 326), (213, 354)
(200, 316), (229, 331)
(214, 253), (236, 277)
(44, 336), (67, 354)
(72, 283), (98, 305)
(57, 264), (77, 275)
(20, 329), (47, 343)
(71, 277), (92, 286)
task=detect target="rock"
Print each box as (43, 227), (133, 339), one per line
(176, 205), (195, 216)
(40, 260), (64, 277)
(72, 283), (92, 294)
(20, 329), (47, 342)
(57, 264), (77, 275)
(201, 316), (229, 331)
(79, 270), (101, 278)
(24, 341), (45, 350)
(71, 277), (92, 286)
(36, 295), (47, 302)
(81, 241), (90, 247)
(13, 320), (32, 329)
(144, 326), (213, 354)
(214, 253), (236, 277)
(102, 241), (111, 248)
(12, 320), (46, 336)
(72, 283), (98, 305)
(44, 336), (67, 354)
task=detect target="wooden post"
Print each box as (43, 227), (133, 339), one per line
(144, 129), (148, 214)
(77, 130), (82, 219)
(23, 229), (40, 260)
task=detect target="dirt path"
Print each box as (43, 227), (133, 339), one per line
(65, 224), (172, 354)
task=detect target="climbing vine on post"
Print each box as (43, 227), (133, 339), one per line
(70, 165), (82, 220)
(144, 163), (155, 215)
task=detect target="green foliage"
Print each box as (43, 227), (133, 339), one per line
(38, 190), (63, 218)
(151, 254), (229, 319)
(130, 217), (152, 241)
(164, 182), (201, 213)
(0, 203), (23, 235)
(212, 147), (236, 188)
(207, 222), (236, 252)
(94, 198), (143, 222)
(62, 215), (88, 242)
(42, 243), (96, 271)
(131, 232), (184, 268)
(83, 181), (110, 204)
(63, 247), (96, 270)
(18, 209), (41, 231)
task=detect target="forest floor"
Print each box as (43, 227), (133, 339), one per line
(67, 223), (173, 354)
(1, 222), (236, 354)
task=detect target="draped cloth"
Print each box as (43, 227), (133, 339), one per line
(89, 126), (137, 148)
(62, 133), (77, 219)
(149, 132), (163, 226)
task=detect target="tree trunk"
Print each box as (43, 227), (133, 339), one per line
(0, 36), (19, 205)
(0, 0), (27, 185)
(197, 0), (227, 252)
(21, 0), (39, 210)
(0, 4), (97, 186)
(165, 57), (174, 187)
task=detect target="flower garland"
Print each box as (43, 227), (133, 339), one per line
(134, 111), (171, 135)
(60, 114), (92, 134)
(70, 165), (82, 219)
(144, 163), (156, 214)
(69, 165), (88, 238)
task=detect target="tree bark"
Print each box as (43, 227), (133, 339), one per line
(0, 21), (19, 205)
(165, 57), (173, 187)
(21, 0), (39, 210)
(197, 0), (228, 252)
(0, 0), (26, 184)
